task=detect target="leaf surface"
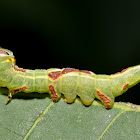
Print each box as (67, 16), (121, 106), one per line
(0, 88), (140, 140)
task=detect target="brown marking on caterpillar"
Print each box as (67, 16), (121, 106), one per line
(48, 71), (62, 80)
(123, 83), (129, 90)
(62, 68), (79, 74)
(80, 70), (91, 74)
(121, 68), (128, 73)
(10, 86), (27, 93)
(49, 85), (58, 102)
(112, 68), (128, 75)
(9, 58), (16, 62)
(13, 66), (26, 72)
(97, 90), (111, 103)
(0, 50), (9, 55)
(105, 104), (111, 109)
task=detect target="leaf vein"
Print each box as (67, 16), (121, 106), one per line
(23, 102), (54, 140)
(98, 109), (125, 140)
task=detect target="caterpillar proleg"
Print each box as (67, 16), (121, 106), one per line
(0, 48), (139, 108)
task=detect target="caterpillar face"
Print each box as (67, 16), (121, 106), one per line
(0, 48), (15, 70)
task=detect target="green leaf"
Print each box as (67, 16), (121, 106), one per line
(0, 88), (140, 140)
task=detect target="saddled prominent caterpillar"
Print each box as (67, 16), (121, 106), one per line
(0, 48), (139, 108)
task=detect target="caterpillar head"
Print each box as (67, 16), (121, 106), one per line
(0, 48), (15, 71)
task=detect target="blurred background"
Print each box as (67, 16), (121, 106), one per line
(0, 1), (139, 104)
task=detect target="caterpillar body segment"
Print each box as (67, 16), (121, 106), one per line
(0, 48), (139, 108)
(110, 65), (140, 97)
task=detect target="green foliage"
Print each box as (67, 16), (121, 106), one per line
(0, 88), (140, 140)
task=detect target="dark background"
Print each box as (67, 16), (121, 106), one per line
(0, 1), (139, 104)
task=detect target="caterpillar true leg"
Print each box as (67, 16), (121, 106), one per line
(6, 92), (12, 104)
(6, 86), (28, 103)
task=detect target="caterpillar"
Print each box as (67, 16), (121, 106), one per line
(0, 48), (139, 108)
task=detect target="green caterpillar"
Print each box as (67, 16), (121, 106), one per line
(0, 48), (139, 108)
